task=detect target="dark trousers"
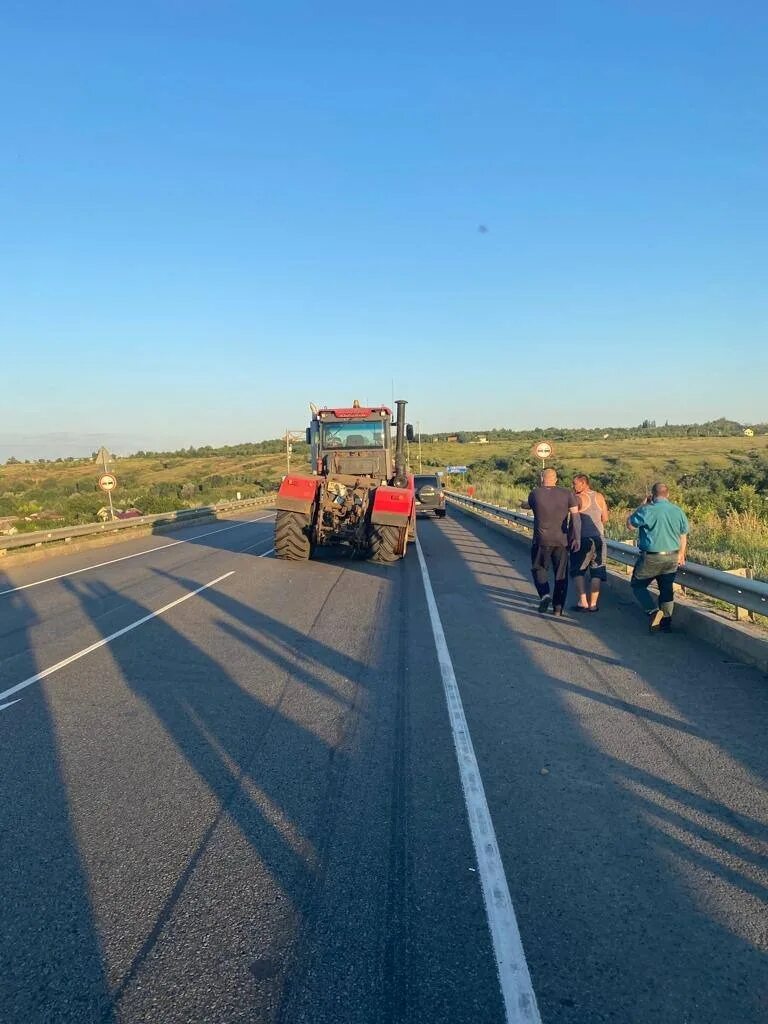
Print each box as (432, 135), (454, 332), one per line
(531, 542), (569, 608)
(631, 552), (678, 617)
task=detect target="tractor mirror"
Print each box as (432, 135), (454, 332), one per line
(305, 428), (311, 445)
(406, 424), (415, 442)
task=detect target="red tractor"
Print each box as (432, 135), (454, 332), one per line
(274, 399), (416, 562)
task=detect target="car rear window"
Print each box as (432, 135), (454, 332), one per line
(415, 476), (440, 488)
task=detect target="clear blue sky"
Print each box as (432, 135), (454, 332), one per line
(2, 1), (766, 458)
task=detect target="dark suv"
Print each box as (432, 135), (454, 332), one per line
(413, 474), (447, 518)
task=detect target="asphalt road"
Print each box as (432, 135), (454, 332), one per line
(1, 507), (766, 1023)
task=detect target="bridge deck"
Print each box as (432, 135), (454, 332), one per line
(1, 508), (766, 1023)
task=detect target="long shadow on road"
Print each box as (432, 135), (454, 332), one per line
(424, 510), (768, 1024)
(1, 513), (406, 1024)
(0, 583), (115, 1024)
(54, 565), (384, 1022)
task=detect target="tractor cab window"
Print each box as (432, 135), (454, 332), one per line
(321, 421), (388, 450)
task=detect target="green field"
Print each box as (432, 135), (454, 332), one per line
(418, 433), (768, 481)
(2, 433), (767, 578)
(415, 435), (768, 578)
(0, 449), (290, 532)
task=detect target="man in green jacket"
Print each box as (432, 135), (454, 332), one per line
(627, 483), (689, 632)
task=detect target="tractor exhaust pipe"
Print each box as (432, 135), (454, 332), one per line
(394, 399), (408, 488)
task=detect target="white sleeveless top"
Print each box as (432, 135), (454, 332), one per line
(579, 490), (604, 539)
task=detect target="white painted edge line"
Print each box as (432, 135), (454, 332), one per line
(415, 538), (542, 1024)
(0, 698), (22, 712)
(0, 515), (273, 596)
(0, 571), (236, 704)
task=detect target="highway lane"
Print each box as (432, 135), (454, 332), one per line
(0, 513), (276, 693)
(423, 509), (768, 1023)
(0, 513), (503, 1024)
(2, 508), (767, 1022)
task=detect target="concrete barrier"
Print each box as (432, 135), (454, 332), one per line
(0, 496), (277, 567)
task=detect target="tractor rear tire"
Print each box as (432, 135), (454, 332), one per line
(275, 510), (312, 560)
(370, 524), (402, 563)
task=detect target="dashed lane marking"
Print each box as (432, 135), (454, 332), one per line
(0, 571), (236, 705)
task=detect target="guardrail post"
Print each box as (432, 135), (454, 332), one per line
(726, 567), (755, 622)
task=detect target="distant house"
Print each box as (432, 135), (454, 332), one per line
(97, 506), (144, 522)
(744, 427), (755, 437)
(446, 435), (459, 443)
(24, 510), (65, 522)
(0, 516), (18, 536)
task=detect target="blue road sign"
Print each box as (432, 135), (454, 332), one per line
(445, 465), (468, 474)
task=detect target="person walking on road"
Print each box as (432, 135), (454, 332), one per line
(524, 468), (581, 616)
(570, 474), (609, 612)
(627, 483), (689, 632)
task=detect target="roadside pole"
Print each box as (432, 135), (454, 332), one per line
(284, 430), (304, 474)
(95, 446), (116, 521)
(418, 421), (422, 473)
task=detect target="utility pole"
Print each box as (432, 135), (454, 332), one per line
(418, 421), (422, 473)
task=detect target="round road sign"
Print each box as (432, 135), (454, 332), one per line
(99, 473), (117, 492)
(531, 440), (554, 460)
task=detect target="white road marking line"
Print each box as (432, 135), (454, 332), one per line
(415, 538), (542, 1024)
(0, 516), (273, 596)
(0, 699), (22, 712)
(0, 571), (235, 704)
(240, 538), (275, 555)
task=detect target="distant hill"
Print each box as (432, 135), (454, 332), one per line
(425, 418), (766, 445)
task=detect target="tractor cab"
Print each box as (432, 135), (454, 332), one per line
(307, 402), (396, 480)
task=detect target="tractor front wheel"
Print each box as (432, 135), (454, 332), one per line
(275, 510), (313, 560)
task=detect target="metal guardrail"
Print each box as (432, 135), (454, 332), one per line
(0, 495), (276, 554)
(446, 492), (768, 619)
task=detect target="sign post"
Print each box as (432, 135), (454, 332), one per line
(284, 430), (304, 473)
(530, 440), (555, 470)
(98, 472), (118, 521)
(95, 446), (116, 521)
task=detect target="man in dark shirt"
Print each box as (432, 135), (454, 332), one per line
(524, 468), (581, 615)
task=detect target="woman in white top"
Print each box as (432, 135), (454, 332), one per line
(570, 474), (609, 611)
